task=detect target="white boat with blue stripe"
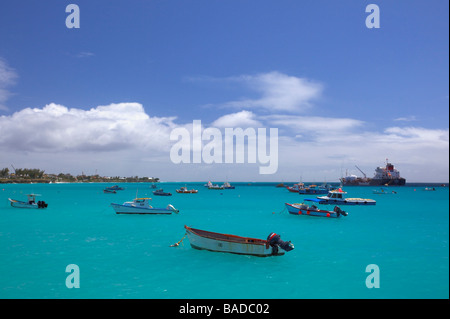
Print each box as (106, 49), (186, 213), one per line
(305, 188), (376, 205)
(111, 197), (179, 215)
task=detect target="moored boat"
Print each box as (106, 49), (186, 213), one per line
(103, 189), (117, 194)
(222, 182), (235, 189)
(285, 203), (347, 218)
(184, 225), (294, 257)
(305, 188), (376, 205)
(298, 183), (334, 195)
(373, 188), (397, 194)
(8, 194), (48, 209)
(286, 182), (304, 193)
(152, 189), (172, 196)
(111, 197), (178, 214)
(105, 185), (125, 191)
(176, 187), (198, 194)
(206, 181), (224, 190)
(341, 160), (406, 186)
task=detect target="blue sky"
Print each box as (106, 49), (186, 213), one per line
(0, 0), (448, 182)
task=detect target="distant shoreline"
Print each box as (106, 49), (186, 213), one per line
(0, 180), (447, 186)
(0, 178), (160, 184)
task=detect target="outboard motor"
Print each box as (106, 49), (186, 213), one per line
(266, 233), (294, 255)
(166, 204), (179, 213)
(37, 201), (48, 208)
(333, 206), (347, 216)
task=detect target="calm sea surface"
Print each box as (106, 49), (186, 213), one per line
(0, 182), (448, 299)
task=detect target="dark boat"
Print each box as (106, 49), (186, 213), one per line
(152, 189), (172, 196)
(341, 161), (406, 186)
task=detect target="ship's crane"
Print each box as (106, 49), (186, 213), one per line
(355, 165), (367, 179)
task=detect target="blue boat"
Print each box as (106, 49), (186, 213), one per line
(105, 185), (125, 191)
(222, 182), (235, 189)
(298, 183), (335, 195)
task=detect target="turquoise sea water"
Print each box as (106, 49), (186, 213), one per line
(0, 182), (448, 299)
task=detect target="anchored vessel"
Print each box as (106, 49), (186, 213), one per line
(305, 189), (376, 205)
(341, 161), (406, 186)
(285, 203), (347, 218)
(9, 194), (48, 209)
(184, 225), (294, 257)
(176, 187), (198, 193)
(105, 185), (125, 191)
(152, 189), (172, 196)
(111, 197), (178, 214)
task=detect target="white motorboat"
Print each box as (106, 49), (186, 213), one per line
(9, 194), (48, 209)
(111, 197), (178, 215)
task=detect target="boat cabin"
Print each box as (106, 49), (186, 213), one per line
(26, 194), (39, 204)
(326, 189), (346, 199)
(131, 198), (152, 208)
(329, 192), (343, 199)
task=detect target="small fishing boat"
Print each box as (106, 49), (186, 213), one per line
(176, 187), (198, 194)
(111, 198), (178, 214)
(373, 188), (396, 194)
(152, 189), (172, 196)
(222, 182), (235, 189)
(285, 203), (347, 218)
(423, 187), (436, 191)
(8, 194), (48, 209)
(298, 184), (333, 195)
(183, 226), (294, 257)
(105, 185), (125, 191)
(305, 188), (376, 205)
(206, 181), (224, 190)
(286, 182), (304, 193)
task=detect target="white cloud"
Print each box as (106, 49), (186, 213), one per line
(394, 115), (417, 122)
(75, 52), (95, 58)
(0, 58), (18, 111)
(190, 71), (323, 113)
(384, 126), (449, 144)
(0, 102), (177, 152)
(211, 110), (261, 128)
(263, 114), (364, 136)
(223, 71), (322, 112)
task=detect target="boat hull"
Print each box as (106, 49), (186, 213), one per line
(9, 199), (38, 209)
(185, 226), (285, 257)
(9, 198), (47, 209)
(111, 203), (174, 215)
(341, 178), (405, 186)
(285, 203), (342, 218)
(369, 178), (406, 186)
(307, 198), (376, 205)
(298, 189), (328, 195)
(152, 192), (172, 196)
